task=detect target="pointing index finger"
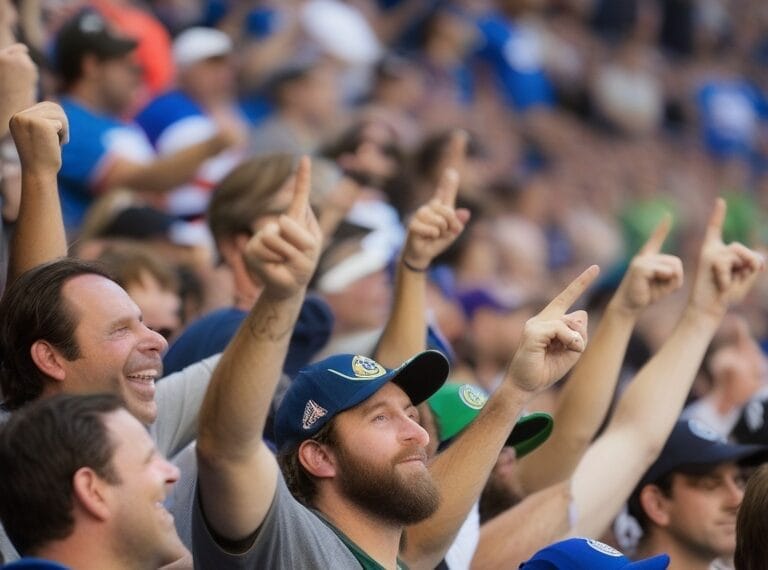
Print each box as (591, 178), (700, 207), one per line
(705, 198), (726, 244)
(287, 156), (312, 220)
(539, 265), (600, 318)
(445, 129), (468, 172)
(639, 212), (672, 255)
(435, 167), (459, 207)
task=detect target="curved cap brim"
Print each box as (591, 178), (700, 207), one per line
(391, 350), (450, 406)
(506, 412), (554, 458)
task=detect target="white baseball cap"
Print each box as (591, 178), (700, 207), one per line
(173, 27), (233, 69)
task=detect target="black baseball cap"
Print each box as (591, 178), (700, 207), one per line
(55, 10), (138, 85)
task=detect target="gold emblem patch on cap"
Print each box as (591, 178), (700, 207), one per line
(351, 355), (386, 379)
(459, 384), (487, 410)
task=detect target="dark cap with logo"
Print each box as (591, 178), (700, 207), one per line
(274, 351), (449, 452)
(636, 419), (768, 491)
(55, 10), (138, 85)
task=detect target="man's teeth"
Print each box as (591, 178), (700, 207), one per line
(127, 370), (158, 380)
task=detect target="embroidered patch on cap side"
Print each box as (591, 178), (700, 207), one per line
(302, 399), (328, 430)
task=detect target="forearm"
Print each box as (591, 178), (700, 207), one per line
(197, 289), (305, 460)
(610, 306), (719, 440)
(471, 481), (572, 570)
(517, 304), (636, 492)
(402, 380), (531, 567)
(104, 136), (224, 194)
(374, 260), (427, 368)
(571, 307), (722, 536)
(7, 168), (66, 283)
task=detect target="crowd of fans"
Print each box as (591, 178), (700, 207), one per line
(2, 0), (768, 569)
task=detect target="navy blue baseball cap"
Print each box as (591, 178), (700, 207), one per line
(636, 419), (768, 490)
(275, 350), (450, 452)
(520, 538), (669, 569)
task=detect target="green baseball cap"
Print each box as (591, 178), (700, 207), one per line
(426, 382), (553, 458)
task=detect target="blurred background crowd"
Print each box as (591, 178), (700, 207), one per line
(3, 0), (768, 562)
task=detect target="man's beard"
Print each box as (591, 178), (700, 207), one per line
(334, 442), (440, 525)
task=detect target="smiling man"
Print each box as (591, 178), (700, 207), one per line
(0, 259), (167, 425)
(0, 393), (185, 569)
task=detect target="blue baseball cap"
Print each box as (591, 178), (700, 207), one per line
(275, 350), (449, 452)
(520, 538), (669, 569)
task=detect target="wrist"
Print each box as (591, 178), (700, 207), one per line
(401, 257), (429, 273)
(605, 297), (641, 320)
(680, 303), (724, 332)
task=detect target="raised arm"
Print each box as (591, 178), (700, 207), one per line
(196, 157), (322, 541)
(471, 481), (573, 569)
(375, 163), (469, 367)
(6, 102), (68, 285)
(100, 121), (241, 194)
(517, 216), (683, 493)
(0, 44), (37, 139)
(402, 264), (600, 569)
(570, 198), (765, 537)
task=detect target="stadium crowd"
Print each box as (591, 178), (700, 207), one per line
(2, 0), (768, 569)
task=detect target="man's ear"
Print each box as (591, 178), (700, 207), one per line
(639, 483), (672, 527)
(219, 234), (253, 277)
(72, 467), (111, 522)
(30, 340), (67, 383)
(298, 440), (337, 479)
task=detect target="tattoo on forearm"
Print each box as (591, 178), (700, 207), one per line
(247, 303), (294, 341)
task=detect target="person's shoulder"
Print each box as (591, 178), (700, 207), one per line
(134, 90), (205, 143)
(59, 98), (123, 131)
(162, 307), (246, 374)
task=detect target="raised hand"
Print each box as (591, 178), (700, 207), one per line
(401, 167), (471, 270)
(436, 129), (468, 184)
(689, 199), (765, 320)
(0, 43), (38, 137)
(9, 101), (68, 172)
(506, 265), (600, 393)
(244, 156), (322, 299)
(613, 214), (684, 315)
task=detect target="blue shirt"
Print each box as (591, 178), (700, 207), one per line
(59, 98), (154, 231)
(475, 13), (555, 112)
(163, 295), (334, 379)
(1, 559), (69, 569)
(696, 79), (768, 160)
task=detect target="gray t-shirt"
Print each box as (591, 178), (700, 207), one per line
(192, 474), (360, 569)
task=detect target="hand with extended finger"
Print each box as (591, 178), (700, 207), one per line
(613, 214), (684, 315)
(9, 101), (69, 173)
(506, 265), (600, 393)
(689, 199), (765, 320)
(401, 167), (470, 271)
(436, 129), (468, 185)
(244, 156), (322, 299)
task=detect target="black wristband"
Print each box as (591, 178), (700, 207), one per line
(402, 258), (429, 273)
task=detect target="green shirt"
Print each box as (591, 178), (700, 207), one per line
(314, 510), (410, 570)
